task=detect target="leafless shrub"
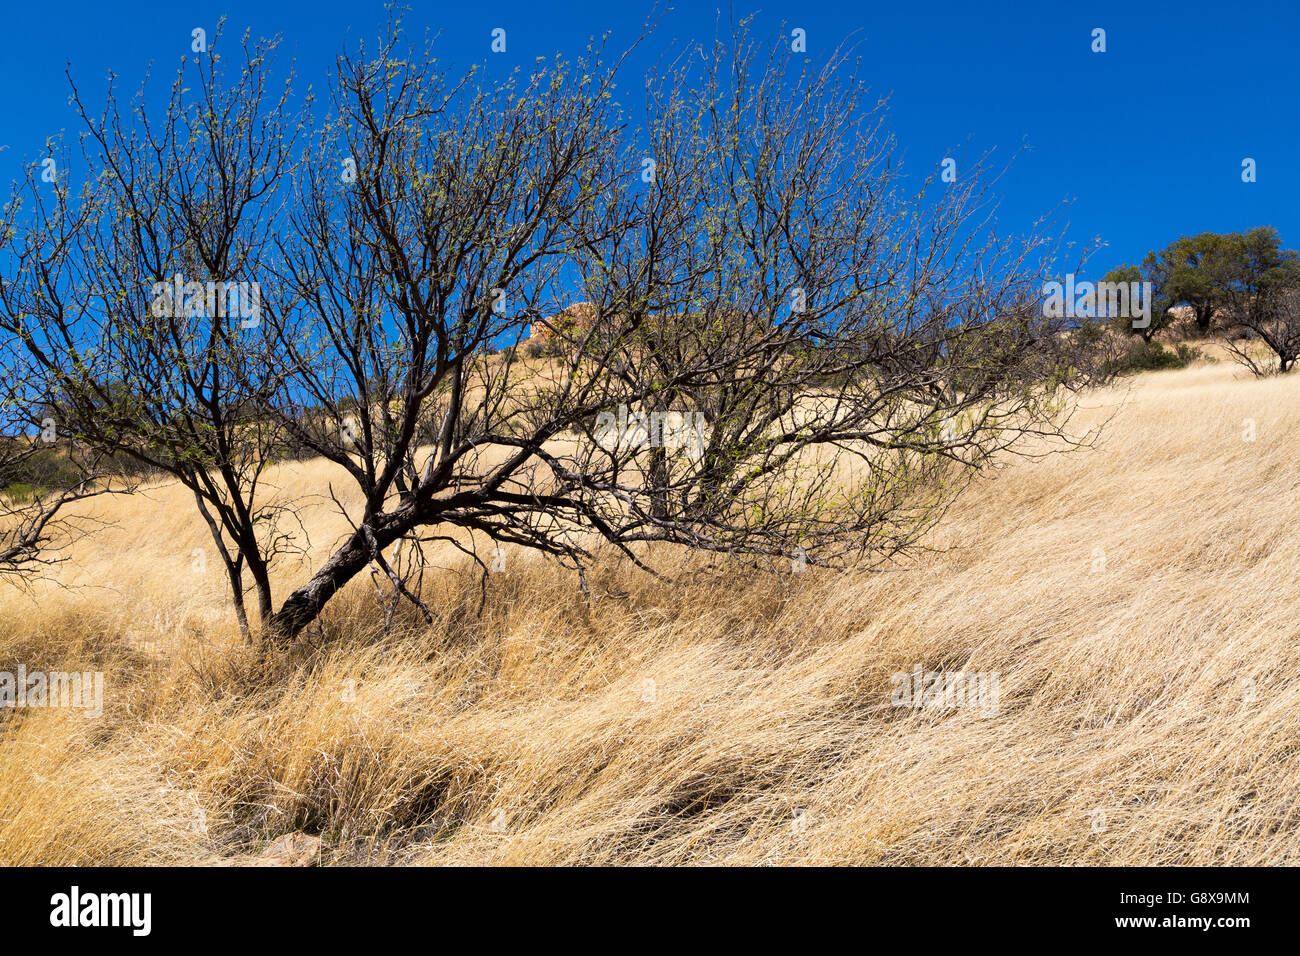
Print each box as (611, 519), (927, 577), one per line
(1221, 289), (1300, 376)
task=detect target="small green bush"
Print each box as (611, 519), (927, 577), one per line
(0, 445), (84, 496)
(1106, 340), (1201, 376)
(2, 482), (37, 503)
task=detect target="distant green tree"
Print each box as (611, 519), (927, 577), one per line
(1142, 233), (1236, 335)
(1215, 227), (1300, 375)
(1218, 227), (1300, 308)
(1104, 263), (1171, 343)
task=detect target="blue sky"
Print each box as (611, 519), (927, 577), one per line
(2, 0), (1295, 274)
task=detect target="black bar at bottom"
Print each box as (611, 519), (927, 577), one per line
(0, 865), (1274, 943)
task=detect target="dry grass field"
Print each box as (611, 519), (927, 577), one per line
(3, 344), (1298, 865)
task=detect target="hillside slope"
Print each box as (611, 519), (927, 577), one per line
(2, 348), (1298, 865)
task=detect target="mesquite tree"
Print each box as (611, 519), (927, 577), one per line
(0, 27), (299, 636)
(256, 23), (1091, 637)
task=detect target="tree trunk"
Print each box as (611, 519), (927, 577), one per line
(248, 554), (274, 629)
(226, 560), (251, 640)
(193, 490), (251, 641)
(266, 523), (384, 640)
(1195, 305), (1213, 335)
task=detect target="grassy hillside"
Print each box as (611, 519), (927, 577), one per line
(3, 346), (1298, 865)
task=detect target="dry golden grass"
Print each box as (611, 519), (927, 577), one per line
(3, 344), (1299, 865)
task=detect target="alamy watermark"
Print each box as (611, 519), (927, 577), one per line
(50, 886), (150, 936)
(890, 664), (1000, 718)
(1042, 273), (1154, 329)
(594, 404), (708, 455)
(1, 666), (104, 718)
(149, 274), (261, 328)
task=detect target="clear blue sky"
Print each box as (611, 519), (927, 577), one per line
(2, 0), (1295, 274)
